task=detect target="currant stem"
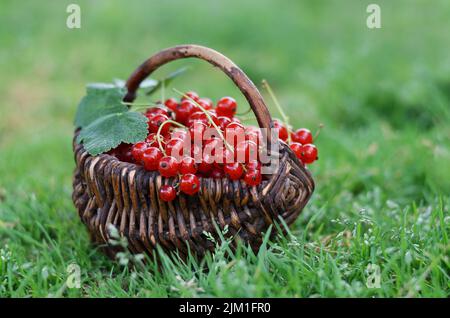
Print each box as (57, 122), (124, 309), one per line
(314, 123), (324, 141)
(236, 107), (252, 116)
(261, 79), (291, 144)
(156, 119), (187, 155)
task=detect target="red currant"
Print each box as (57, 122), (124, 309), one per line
(191, 144), (202, 160)
(210, 168), (225, 179)
(273, 120), (288, 141)
(197, 97), (213, 110)
(179, 156), (198, 174)
(216, 97), (237, 118)
(158, 156), (179, 177)
(225, 122), (245, 146)
(291, 128), (313, 144)
(176, 100), (195, 124)
(113, 143), (134, 163)
(142, 146), (163, 171)
(222, 148), (236, 164)
(189, 121), (208, 142)
(198, 153), (214, 174)
(131, 142), (148, 163)
(170, 129), (189, 142)
(204, 137), (222, 156)
(164, 98), (178, 112)
(145, 133), (157, 145)
(159, 185), (177, 202)
(165, 138), (185, 158)
(289, 142), (303, 160)
(244, 169), (262, 186)
(223, 162), (244, 180)
(300, 144), (318, 164)
(245, 128), (261, 146)
(236, 140), (258, 162)
(145, 107), (169, 118)
(181, 91), (200, 102)
(148, 114), (170, 134)
(246, 160), (261, 171)
(188, 111), (208, 122)
(217, 116), (232, 131)
(180, 173), (200, 195)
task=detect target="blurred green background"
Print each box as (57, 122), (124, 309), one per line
(0, 0), (448, 297)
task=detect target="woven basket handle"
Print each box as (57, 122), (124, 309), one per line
(124, 45), (273, 131)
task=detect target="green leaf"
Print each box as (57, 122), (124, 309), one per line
(77, 112), (148, 155)
(74, 84), (127, 128)
(146, 66), (189, 96)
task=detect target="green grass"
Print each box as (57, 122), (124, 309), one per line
(0, 0), (449, 297)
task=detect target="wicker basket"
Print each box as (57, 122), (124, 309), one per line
(72, 45), (315, 260)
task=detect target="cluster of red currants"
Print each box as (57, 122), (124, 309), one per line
(107, 91), (318, 202)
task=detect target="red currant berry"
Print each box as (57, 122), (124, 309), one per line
(210, 168), (224, 179)
(273, 120), (288, 141)
(158, 156), (179, 177)
(291, 128), (313, 144)
(131, 142), (148, 163)
(300, 144), (318, 164)
(145, 133), (157, 145)
(176, 100), (195, 124)
(145, 107), (169, 119)
(244, 169), (262, 186)
(289, 142), (303, 160)
(180, 173), (200, 195)
(188, 111), (205, 121)
(148, 114), (170, 134)
(142, 146), (163, 171)
(198, 153), (214, 174)
(225, 121), (244, 131)
(204, 137), (222, 156)
(197, 97), (213, 110)
(170, 129), (189, 142)
(225, 122), (245, 146)
(114, 143), (134, 163)
(179, 156), (198, 174)
(223, 148), (236, 163)
(164, 98), (178, 112)
(245, 128), (261, 146)
(165, 138), (185, 158)
(159, 185), (177, 202)
(246, 160), (261, 171)
(217, 116), (232, 131)
(236, 140), (258, 162)
(189, 121), (208, 142)
(191, 144), (202, 160)
(224, 162), (244, 180)
(216, 97), (237, 118)
(181, 91), (200, 102)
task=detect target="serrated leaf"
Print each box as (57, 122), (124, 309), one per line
(146, 66), (189, 96)
(77, 112), (148, 155)
(74, 84), (127, 128)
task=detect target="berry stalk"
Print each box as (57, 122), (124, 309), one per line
(156, 119), (186, 155)
(262, 79), (291, 144)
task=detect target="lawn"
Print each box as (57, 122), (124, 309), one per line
(0, 0), (449, 297)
